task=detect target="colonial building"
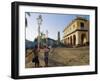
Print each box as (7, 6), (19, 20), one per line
(63, 17), (89, 47)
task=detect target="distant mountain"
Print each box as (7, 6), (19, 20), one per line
(40, 38), (58, 47)
(25, 39), (36, 49)
(47, 38), (57, 47)
(25, 38), (59, 49)
(47, 38), (66, 47)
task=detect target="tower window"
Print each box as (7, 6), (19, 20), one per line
(73, 25), (75, 29)
(80, 22), (84, 28)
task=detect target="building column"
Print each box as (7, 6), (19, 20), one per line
(76, 32), (80, 46)
(68, 38), (69, 45)
(72, 36), (73, 46)
(86, 32), (89, 45)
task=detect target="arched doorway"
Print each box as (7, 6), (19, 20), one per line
(68, 37), (69, 45)
(73, 35), (76, 45)
(70, 36), (72, 45)
(64, 39), (66, 45)
(81, 34), (87, 45)
(67, 38), (68, 45)
(66, 38), (67, 45)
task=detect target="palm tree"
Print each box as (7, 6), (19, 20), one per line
(25, 12), (30, 27)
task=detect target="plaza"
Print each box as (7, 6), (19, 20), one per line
(25, 46), (89, 68)
(25, 14), (90, 68)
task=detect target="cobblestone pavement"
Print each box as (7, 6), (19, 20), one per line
(25, 46), (89, 68)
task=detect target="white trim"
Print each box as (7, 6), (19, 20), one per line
(19, 5), (95, 76)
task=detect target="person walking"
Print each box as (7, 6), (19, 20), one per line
(44, 45), (50, 67)
(32, 45), (40, 67)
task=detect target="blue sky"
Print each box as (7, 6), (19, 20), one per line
(25, 12), (89, 41)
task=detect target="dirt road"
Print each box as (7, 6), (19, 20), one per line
(25, 46), (89, 68)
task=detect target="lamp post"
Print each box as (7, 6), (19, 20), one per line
(37, 15), (43, 50)
(46, 30), (48, 46)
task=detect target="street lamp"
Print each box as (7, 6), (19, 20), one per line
(46, 30), (48, 46)
(37, 15), (43, 50)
